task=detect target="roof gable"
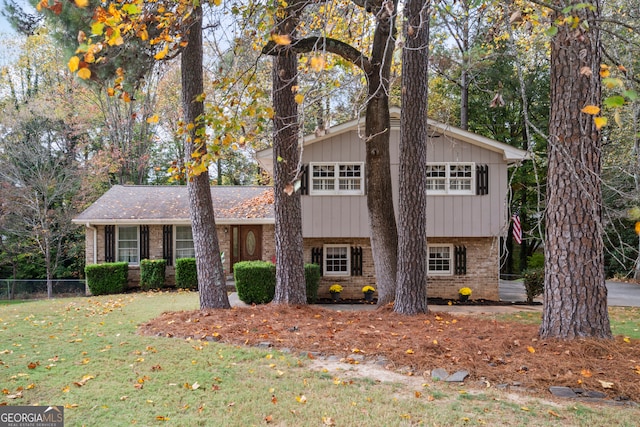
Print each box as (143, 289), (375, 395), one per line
(256, 107), (528, 173)
(73, 185), (274, 225)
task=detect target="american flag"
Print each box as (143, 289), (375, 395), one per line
(512, 212), (522, 244)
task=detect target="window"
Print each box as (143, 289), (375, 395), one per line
(310, 162), (364, 195)
(175, 226), (195, 259)
(324, 245), (350, 276)
(426, 162), (474, 195)
(428, 245), (453, 275)
(118, 226), (139, 264)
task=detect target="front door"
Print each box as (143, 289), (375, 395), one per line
(230, 225), (263, 271)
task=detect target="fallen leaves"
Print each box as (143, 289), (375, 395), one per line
(73, 375), (95, 387)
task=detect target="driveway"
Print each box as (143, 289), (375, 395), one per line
(500, 279), (640, 307)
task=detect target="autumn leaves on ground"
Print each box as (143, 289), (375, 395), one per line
(141, 303), (640, 403)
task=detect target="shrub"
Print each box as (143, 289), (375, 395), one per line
(175, 258), (198, 290)
(234, 261), (275, 304)
(140, 259), (166, 290)
(304, 263), (321, 304)
(85, 262), (128, 295)
(522, 267), (544, 303)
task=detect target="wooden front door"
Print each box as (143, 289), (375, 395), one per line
(230, 225), (263, 270)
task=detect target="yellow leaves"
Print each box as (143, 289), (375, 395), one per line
(77, 67), (91, 80)
(580, 369), (592, 378)
(62, 385), (70, 393)
(73, 374), (95, 387)
(154, 44), (169, 60)
(527, 346), (536, 353)
(74, 0), (89, 8)
(635, 223), (640, 236)
(147, 115), (159, 124)
(593, 116), (607, 130)
(581, 105), (600, 115)
(271, 33), (291, 45)
(405, 349), (414, 354)
(68, 56), (80, 73)
(91, 22), (105, 36)
(295, 395), (307, 404)
(310, 56), (325, 72)
(322, 416), (336, 426)
(213, 0), (222, 5)
(156, 416), (170, 421)
(294, 94), (305, 104)
(633, 366), (640, 375)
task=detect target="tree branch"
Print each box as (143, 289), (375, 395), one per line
(262, 36), (372, 74)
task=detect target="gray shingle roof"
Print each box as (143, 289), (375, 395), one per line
(73, 185), (274, 224)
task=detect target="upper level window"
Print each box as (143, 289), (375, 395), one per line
(118, 226), (139, 264)
(426, 162), (474, 195)
(175, 225), (195, 259)
(310, 162), (364, 195)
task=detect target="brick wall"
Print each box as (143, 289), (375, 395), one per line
(84, 224), (275, 286)
(304, 236), (500, 301)
(84, 225), (499, 299)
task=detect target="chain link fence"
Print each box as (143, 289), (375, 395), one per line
(0, 279), (87, 300)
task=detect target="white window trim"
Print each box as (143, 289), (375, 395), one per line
(323, 244), (351, 276)
(309, 162), (365, 196)
(426, 162), (475, 195)
(174, 225), (195, 261)
(427, 244), (454, 276)
(117, 225), (139, 265)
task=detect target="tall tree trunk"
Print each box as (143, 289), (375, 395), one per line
(367, 0), (399, 306)
(182, 7), (230, 310)
(394, 0), (430, 314)
(271, 2), (306, 305)
(540, 0), (610, 339)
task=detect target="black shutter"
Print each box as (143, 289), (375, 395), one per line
(300, 164), (309, 195)
(105, 225), (115, 262)
(140, 225), (150, 260)
(454, 245), (467, 275)
(163, 225), (173, 266)
(311, 247), (323, 275)
(476, 164), (489, 195)
(351, 246), (363, 276)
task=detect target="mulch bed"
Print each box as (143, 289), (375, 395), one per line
(139, 303), (640, 403)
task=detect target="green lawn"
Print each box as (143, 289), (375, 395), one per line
(1, 291), (639, 426)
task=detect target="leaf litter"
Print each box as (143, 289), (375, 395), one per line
(139, 303), (640, 403)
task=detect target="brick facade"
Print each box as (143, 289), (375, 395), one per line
(304, 236), (499, 301)
(85, 225), (498, 300)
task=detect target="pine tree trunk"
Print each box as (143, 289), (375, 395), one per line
(540, 0), (610, 339)
(271, 5), (306, 305)
(182, 7), (230, 310)
(394, 0), (430, 315)
(366, 0), (399, 306)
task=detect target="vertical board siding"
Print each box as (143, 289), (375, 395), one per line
(301, 126), (511, 238)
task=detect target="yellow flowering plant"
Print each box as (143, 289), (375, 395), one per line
(329, 284), (343, 294)
(362, 285), (376, 293)
(458, 287), (472, 296)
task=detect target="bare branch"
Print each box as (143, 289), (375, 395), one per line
(262, 37), (372, 74)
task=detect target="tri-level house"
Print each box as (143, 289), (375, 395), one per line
(73, 108), (526, 300)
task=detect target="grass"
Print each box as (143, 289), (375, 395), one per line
(1, 291), (639, 426)
(495, 307), (640, 339)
